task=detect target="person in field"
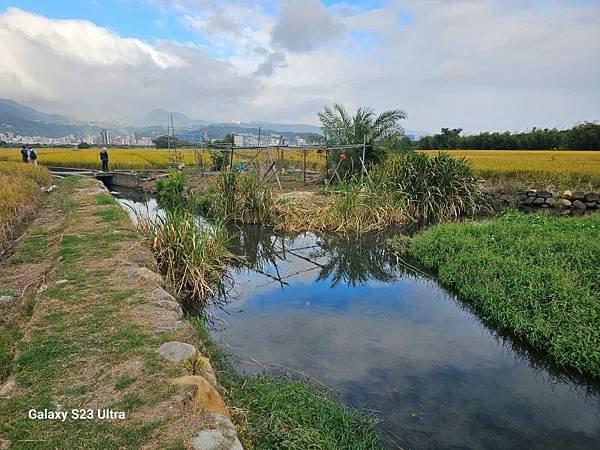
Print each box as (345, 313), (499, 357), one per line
(20, 145), (28, 162)
(100, 147), (109, 172)
(28, 147), (38, 165)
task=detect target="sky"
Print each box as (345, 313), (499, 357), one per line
(0, 0), (599, 133)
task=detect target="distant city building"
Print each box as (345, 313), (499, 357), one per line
(232, 132), (286, 147)
(100, 129), (110, 146)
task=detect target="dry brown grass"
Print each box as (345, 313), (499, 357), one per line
(0, 162), (51, 255)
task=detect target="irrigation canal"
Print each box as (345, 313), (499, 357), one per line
(112, 186), (600, 450)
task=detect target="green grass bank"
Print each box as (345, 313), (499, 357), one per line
(0, 177), (219, 449)
(409, 210), (600, 377)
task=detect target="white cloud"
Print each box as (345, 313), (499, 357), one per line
(1, 1), (599, 132)
(271, 0), (345, 52)
(0, 7), (256, 120)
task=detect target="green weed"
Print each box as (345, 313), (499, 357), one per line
(410, 210), (600, 376)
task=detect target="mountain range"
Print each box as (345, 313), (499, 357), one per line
(0, 98), (428, 140)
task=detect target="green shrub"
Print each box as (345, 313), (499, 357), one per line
(370, 151), (481, 222)
(156, 171), (186, 209)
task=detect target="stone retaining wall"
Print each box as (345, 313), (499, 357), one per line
(484, 189), (600, 214)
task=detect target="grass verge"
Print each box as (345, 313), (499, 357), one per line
(409, 210), (600, 377)
(191, 318), (382, 450)
(0, 177), (208, 449)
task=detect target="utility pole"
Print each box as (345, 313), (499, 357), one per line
(170, 114), (178, 164)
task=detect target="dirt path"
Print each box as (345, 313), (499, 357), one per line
(0, 177), (241, 449)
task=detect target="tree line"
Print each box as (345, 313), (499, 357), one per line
(418, 122), (600, 150)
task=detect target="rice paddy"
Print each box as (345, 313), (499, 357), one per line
(421, 150), (600, 189)
(1, 147), (596, 187)
(0, 147), (325, 171)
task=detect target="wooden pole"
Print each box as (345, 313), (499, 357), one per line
(303, 149), (307, 185)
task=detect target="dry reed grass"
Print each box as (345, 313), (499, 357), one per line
(0, 162), (51, 254)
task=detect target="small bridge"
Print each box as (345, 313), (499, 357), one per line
(49, 167), (141, 189)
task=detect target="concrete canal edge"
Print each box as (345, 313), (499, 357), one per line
(0, 177), (243, 449)
(112, 179), (244, 449)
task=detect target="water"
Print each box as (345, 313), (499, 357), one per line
(212, 227), (600, 450)
(113, 190), (600, 450)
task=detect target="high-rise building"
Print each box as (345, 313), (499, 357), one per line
(100, 129), (110, 146)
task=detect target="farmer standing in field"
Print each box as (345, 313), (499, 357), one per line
(100, 147), (109, 172)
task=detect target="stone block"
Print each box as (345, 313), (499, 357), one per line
(156, 341), (197, 363)
(191, 413), (243, 450)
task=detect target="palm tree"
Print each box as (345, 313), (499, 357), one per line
(318, 103), (406, 146)
(318, 104), (407, 177)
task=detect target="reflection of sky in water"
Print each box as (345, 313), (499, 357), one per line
(111, 192), (600, 450)
(212, 232), (600, 450)
(111, 186), (162, 225)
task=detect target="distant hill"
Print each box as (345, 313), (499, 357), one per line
(0, 98), (74, 124)
(0, 98), (101, 138)
(139, 109), (207, 127)
(0, 99), (322, 140)
(175, 124), (319, 143)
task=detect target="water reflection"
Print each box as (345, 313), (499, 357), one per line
(110, 190), (600, 450)
(225, 225), (415, 288)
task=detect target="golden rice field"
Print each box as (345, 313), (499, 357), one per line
(1, 147), (597, 188)
(0, 162), (51, 254)
(421, 150), (600, 189)
(0, 147), (326, 171)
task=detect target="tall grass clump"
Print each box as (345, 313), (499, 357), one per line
(0, 162), (51, 254)
(138, 210), (237, 308)
(410, 210), (600, 377)
(370, 151), (481, 222)
(201, 170), (276, 224)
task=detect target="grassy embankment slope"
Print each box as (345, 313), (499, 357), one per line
(422, 150), (600, 189)
(410, 211), (600, 377)
(0, 176), (220, 449)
